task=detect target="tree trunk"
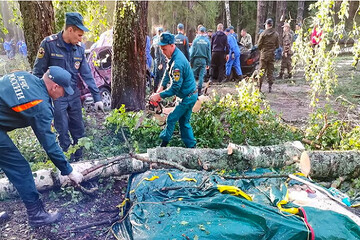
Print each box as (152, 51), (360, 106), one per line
(275, 0), (287, 46)
(111, 1), (148, 111)
(2, 142), (360, 199)
(236, 1), (242, 40)
(266, 1), (275, 20)
(346, 0), (359, 32)
(255, 0), (267, 43)
(297, 0), (305, 24)
(224, 0), (231, 28)
(18, 1), (54, 66)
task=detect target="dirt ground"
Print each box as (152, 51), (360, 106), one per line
(0, 177), (127, 240)
(1, 58), (360, 240)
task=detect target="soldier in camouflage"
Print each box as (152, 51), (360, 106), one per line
(257, 18), (279, 93)
(278, 22), (293, 79)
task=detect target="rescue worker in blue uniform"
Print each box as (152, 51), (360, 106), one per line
(33, 12), (104, 161)
(151, 27), (167, 92)
(190, 26), (211, 95)
(150, 33), (197, 148)
(175, 23), (190, 61)
(0, 67), (83, 227)
(225, 28), (242, 81)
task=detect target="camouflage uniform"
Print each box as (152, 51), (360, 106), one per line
(257, 27), (279, 92)
(279, 31), (293, 78)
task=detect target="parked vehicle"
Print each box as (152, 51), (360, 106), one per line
(238, 43), (260, 76)
(79, 46), (112, 110)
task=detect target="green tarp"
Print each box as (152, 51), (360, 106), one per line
(112, 169), (360, 240)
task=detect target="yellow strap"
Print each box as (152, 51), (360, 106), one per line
(167, 173), (197, 183)
(217, 184), (253, 201)
(116, 198), (129, 217)
(277, 183), (299, 214)
(129, 175), (159, 194)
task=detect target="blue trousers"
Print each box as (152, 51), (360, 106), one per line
(160, 93), (197, 148)
(226, 53), (242, 76)
(53, 91), (84, 159)
(0, 130), (39, 204)
(192, 58), (207, 90)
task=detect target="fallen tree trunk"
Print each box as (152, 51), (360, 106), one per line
(1, 141), (360, 199)
(0, 155), (149, 199)
(147, 141), (305, 171)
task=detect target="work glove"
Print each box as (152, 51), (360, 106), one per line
(94, 101), (105, 112)
(68, 170), (84, 185)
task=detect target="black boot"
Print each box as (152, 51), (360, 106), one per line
(198, 88), (202, 96)
(160, 141), (168, 147)
(26, 199), (61, 227)
(0, 211), (10, 224)
(268, 84), (272, 93)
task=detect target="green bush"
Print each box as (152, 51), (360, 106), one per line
(192, 82), (301, 147)
(105, 104), (162, 152)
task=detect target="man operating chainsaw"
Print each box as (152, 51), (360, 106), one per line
(150, 32), (198, 148)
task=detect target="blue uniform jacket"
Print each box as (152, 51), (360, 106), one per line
(190, 35), (211, 66)
(160, 48), (196, 100)
(33, 31), (101, 102)
(146, 35), (152, 69)
(0, 71), (73, 175)
(175, 33), (190, 61)
(227, 35), (240, 57)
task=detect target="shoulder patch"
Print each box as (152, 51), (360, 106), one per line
(37, 47), (45, 59)
(173, 69), (180, 82)
(46, 34), (58, 42)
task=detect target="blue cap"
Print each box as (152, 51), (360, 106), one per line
(177, 23), (184, 30)
(48, 66), (74, 95)
(156, 27), (163, 33)
(65, 12), (89, 32)
(229, 26), (234, 30)
(158, 32), (175, 46)
(200, 26), (206, 33)
(225, 28), (230, 32)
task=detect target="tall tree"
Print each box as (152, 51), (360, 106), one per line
(255, 0), (267, 43)
(297, 0), (305, 24)
(19, 1), (54, 65)
(266, 1), (275, 20)
(275, 1), (287, 45)
(236, 1), (242, 36)
(225, 0), (231, 27)
(111, 1), (148, 111)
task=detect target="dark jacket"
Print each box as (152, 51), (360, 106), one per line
(257, 27), (280, 60)
(211, 31), (229, 53)
(33, 31), (101, 102)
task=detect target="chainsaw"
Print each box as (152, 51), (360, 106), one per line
(148, 99), (163, 114)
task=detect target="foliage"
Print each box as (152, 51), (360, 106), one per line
(53, 0), (109, 42)
(105, 104), (162, 153)
(105, 82), (301, 151)
(8, 127), (48, 165)
(193, 82), (302, 147)
(340, 126), (360, 150)
(8, 0), (23, 29)
(0, 53), (30, 75)
(292, 0), (350, 106)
